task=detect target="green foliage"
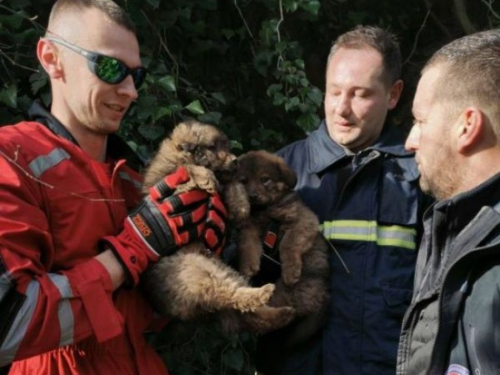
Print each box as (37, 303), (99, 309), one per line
(148, 318), (256, 375)
(1, 0), (499, 373)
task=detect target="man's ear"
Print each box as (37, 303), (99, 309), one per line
(37, 38), (63, 79)
(387, 79), (404, 110)
(456, 107), (484, 153)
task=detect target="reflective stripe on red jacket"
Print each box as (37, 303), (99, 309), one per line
(0, 118), (168, 375)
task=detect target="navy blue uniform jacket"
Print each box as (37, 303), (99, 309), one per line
(262, 121), (428, 375)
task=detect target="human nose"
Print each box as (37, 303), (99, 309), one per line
(405, 124), (420, 151)
(117, 75), (139, 101)
(335, 93), (351, 117)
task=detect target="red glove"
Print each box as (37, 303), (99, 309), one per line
(202, 193), (228, 256)
(101, 167), (210, 285)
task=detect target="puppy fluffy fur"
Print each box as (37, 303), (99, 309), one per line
(140, 121), (273, 320)
(233, 150), (330, 340)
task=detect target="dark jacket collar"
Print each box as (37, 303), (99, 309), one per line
(431, 171), (500, 236)
(28, 100), (78, 145)
(28, 100), (144, 171)
(305, 120), (413, 173)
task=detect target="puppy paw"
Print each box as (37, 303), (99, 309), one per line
(242, 305), (296, 334)
(186, 165), (219, 193)
(281, 264), (302, 286)
(240, 260), (260, 278)
(231, 199), (251, 221)
(233, 283), (275, 312)
(225, 182), (251, 222)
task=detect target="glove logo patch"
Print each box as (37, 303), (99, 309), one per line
(131, 213), (152, 237)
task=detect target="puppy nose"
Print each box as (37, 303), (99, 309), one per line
(248, 192), (259, 201)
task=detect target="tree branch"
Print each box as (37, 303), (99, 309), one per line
(453, 0), (477, 34)
(140, 10), (179, 77)
(234, 0), (254, 39)
(403, 8), (430, 66)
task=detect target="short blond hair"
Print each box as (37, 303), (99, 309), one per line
(47, 0), (136, 35)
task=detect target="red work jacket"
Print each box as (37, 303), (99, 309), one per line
(0, 120), (168, 375)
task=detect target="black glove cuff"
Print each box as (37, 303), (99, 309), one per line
(130, 198), (179, 256)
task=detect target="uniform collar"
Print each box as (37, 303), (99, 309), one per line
(432, 171), (500, 235)
(28, 100), (78, 145)
(306, 120), (413, 174)
(28, 100), (145, 171)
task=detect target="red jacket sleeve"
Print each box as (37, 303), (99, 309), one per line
(0, 145), (125, 366)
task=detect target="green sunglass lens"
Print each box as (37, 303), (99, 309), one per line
(96, 57), (125, 83)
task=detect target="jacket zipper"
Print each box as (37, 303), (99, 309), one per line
(332, 149), (381, 215)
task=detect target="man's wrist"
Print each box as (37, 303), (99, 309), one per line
(95, 249), (127, 290)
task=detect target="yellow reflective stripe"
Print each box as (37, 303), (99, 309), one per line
(376, 238), (415, 249)
(320, 220), (416, 250)
(378, 225), (417, 249)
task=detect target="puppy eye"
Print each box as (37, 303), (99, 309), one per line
(240, 176), (248, 184)
(260, 176), (272, 185)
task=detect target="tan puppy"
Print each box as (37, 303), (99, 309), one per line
(234, 150), (330, 341)
(140, 121), (273, 320)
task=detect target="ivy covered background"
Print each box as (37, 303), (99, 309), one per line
(0, 0), (498, 373)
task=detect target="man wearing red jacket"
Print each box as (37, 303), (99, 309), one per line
(0, 0), (226, 374)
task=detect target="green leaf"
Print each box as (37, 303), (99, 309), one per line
(0, 85), (17, 108)
(126, 140), (138, 151)
(185, 100), (205, 115)
(0, 13), (24, 30)
(301, 0), (321, 16)
(230, 140), (243, 150)
(158, 76), (176, 92)
(145, 0), (160, 9)
(221, 29), (235, 39)
(266, 84), (283, 97)
(306, 87), (324, 107)
(300, 78), (309, 87)
(285, 96), (300, 111)
(138, 124), (164, 141)
(153, 106), (172, 122)
(136, 95), (158, 120)
(283, 0), (299, 12)
(7, 0), (31, 9)
(276, 41), (287, 54)
(199, 0), (218, 10)
(198, 111), (222, 124)
(211, 92), (227, 105)
(30, 71), (48, 95)
(294, 59), (305, 69)
(297, 113), (321, 131)
(272, 92), (286, 106)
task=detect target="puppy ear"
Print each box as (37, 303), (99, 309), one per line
(277, 159), (297, 188)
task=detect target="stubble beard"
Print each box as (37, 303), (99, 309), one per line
(420, 150), (461, 201)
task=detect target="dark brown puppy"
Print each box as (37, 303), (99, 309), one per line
(235, 150), (330, 340)
(140, 121), (274, 321)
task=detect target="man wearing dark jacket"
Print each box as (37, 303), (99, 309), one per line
(255, 26), (429, 375)
(397, 29), (500, 375)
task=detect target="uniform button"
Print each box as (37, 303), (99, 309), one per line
(130, 255), (137, 264)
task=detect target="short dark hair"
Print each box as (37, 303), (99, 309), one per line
(424, 29), (500, 131)
(328, 25), (402, 86)
(48, 0), (136, 34)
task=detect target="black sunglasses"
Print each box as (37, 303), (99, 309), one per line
(46, 37), (147, 89)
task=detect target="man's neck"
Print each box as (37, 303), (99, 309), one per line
(50, 109), (108, 162)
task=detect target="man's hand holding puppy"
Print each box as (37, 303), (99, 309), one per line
(101, 167), (227, 285)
